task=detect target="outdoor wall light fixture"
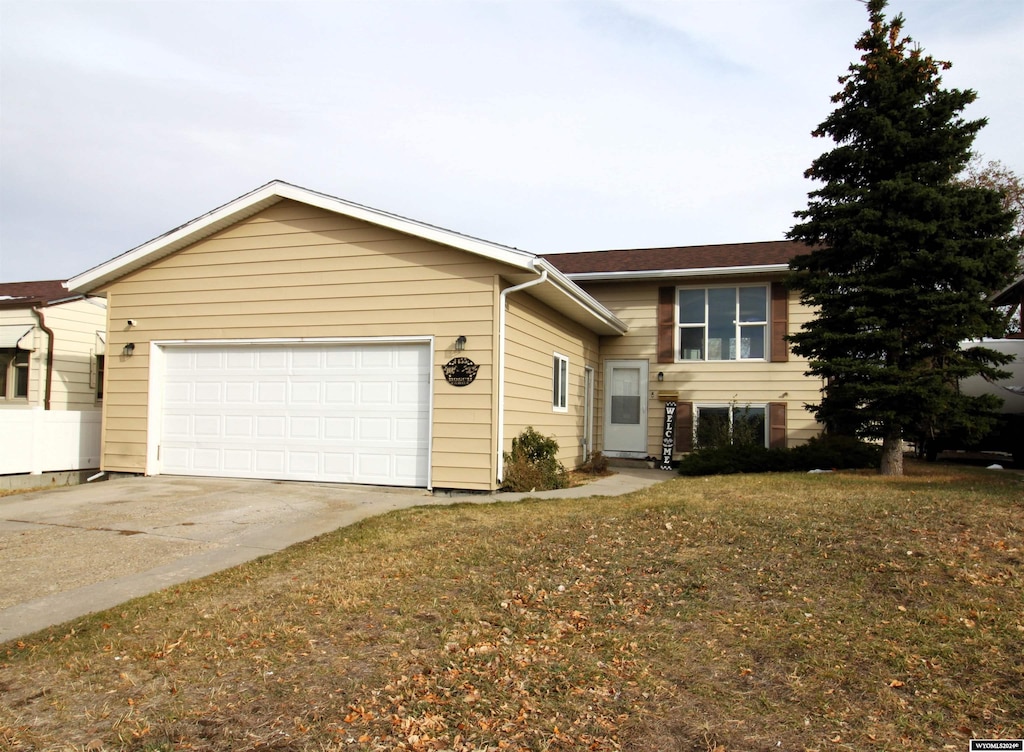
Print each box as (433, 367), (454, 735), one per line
(455, 335), (467, 352)
(123, 342), (135, 357)
(657, 371), (664, 382)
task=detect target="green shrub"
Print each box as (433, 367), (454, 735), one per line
(788, 434), (881, 470)
(502, 427), (568, 491)
(677, 434), (879, 477)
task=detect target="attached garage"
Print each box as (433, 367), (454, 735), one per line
(66, 181), (625, 491)
(154, 340), (431, 487)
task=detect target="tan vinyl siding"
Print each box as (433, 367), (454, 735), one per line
(504, 292), (600, 470)
(97, 200), (505, 491)
(584, 278), (823, 454)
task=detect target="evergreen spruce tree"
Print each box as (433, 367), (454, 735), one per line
(787, 0), (1020, 476)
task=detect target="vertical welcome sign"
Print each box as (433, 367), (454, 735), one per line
(660, 401), (676, 470)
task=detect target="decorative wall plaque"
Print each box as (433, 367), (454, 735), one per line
(443, 357), (479, 387)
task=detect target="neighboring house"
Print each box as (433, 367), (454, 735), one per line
(0, 280), (107, 411)
(992, 274), (1023, 338)
(66, 180), (822, 492)
(0, 280), (107, 477)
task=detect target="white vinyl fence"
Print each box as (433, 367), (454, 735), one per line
(0, 409), (102, 475)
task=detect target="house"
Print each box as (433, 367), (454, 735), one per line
(0, 280), (107, 410)
(542, 243), (822, 459)
(0, 280), (107, 478)
(66, 181), (822, 492)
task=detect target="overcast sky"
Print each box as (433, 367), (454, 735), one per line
(1, 0), (1021, 283)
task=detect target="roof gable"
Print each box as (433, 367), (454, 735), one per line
(67, 181), (542, 293)
(65, 180), (627, 336)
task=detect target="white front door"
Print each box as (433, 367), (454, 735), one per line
(603, 360), (648, 456)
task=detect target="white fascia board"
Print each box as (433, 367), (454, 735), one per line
(564, 264), (791, 282)
(533, 259), (628, 335)
(68, 180), (537, 294)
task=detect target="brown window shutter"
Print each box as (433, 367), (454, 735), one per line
(769, 402), (787, 449)
(676, 401), (694, 453)
(658, 286), (675, 364)
(770, 283), (789, 362)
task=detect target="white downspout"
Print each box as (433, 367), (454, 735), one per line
(496, 265), (549, 484)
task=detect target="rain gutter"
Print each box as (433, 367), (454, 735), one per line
(32, 306), (55, 410)
(496, 264), (548, 484)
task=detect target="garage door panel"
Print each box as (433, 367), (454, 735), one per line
(395, 416), (427, 442)
(288, 452), (319, 474)
(289, 416), (320, 439)
(292, 350), (321, 369)
(324, 417), (355, 440)
(160, 343), (430, 486)
(193, 415), (221, 438)
(360, 383), (392, 403)
(258, 381), (287, 404)
(256, 415), (286, 438)
(358, 416), (392, 441)
(195, 351), (223, 370)
(290, 381), (321, 403)
(192, 448), (221, 471)
(258, 350), (287, 368)
(323, 453), (354, 476)
(326, 350), (357, 368)
(226, 350), (255, 368)
(325, 382), (356, 406)
(225, 382), (255, 403)
(224, 449), (255, 472)
(254, 450), (284, 473)
(224, 416), (254, 437)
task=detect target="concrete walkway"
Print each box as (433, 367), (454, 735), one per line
(0, 468), (669, 643)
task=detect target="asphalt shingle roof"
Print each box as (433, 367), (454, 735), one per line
(0, 280), (72, 306)
(542, 241), (803, 275)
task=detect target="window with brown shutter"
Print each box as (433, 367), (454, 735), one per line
(658, 286), (674, 363)
(675, 401), (694, 453)
(770, 283), (789, 362)
(769, 402), (787, 449)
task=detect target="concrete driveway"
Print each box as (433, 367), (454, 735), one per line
(0, 469), (667, 643)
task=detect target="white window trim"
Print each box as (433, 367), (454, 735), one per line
(694, 403), (769, 448)
(1, 349), (31, 402)
(675, 284), (769, 363)
(552, 352), (569, 412)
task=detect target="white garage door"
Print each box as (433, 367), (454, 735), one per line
(159, 342), (431, 487)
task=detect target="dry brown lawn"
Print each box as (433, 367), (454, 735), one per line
(2, 462), (1022, 751)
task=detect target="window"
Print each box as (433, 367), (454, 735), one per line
(677, 286), (767, 361)
(695, 404), (767, 448)
(1, 349), (30, 400)
(552, 353), (568, 411)
(95, 354), (105, 400)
